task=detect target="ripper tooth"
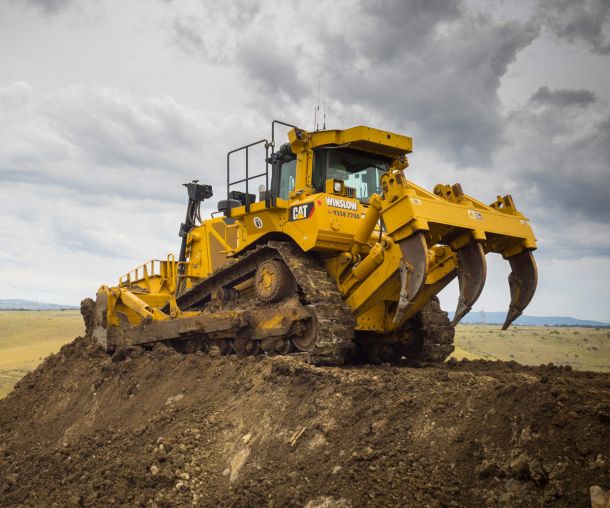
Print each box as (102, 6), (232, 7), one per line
(503, 250), (538, 330)
(393, 233), (428, 326)
(452, 241), (487, 326)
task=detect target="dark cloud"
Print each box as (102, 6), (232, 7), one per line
(312, 2), (539, 165)
(533, 209), (610, 259)
(503, 87), (610, 235)
(235, 41), (308, 103)
(167, 0), (539, 166)
(170, 16), (207, 58)
(213, 0), (261, 27)
(542, 115), (610, 219)
(530, 86), (597, 107)
(17, 0), (72, 15)
(535, 0), (610, 55)
(357, 0), (463, 60)
(168, 0), (261, 64)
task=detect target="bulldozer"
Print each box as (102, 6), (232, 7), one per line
(82, 121), (538, 364)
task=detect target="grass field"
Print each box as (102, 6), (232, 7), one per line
(0, 310), (83, 398)
(451, 324), (610, 371)
(0, 311), (608, 399)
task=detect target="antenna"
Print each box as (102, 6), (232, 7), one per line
(323, 101), (326, 130)
(316, 80), (320, 131)
(314, 106), (317, 132)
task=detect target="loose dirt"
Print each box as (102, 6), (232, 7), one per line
(0, 337), (609, 507)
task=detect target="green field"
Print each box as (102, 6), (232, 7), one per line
(0, 311), (608, 399)
(0, 310), (84, 398)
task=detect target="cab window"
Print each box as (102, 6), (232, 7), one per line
(278, 158), (296, 200)
(312, 148), (389, 202)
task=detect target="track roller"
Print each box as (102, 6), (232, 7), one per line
(209, 339), (232, 355)
(261, 337), (292, 355)
(233, 338), (260, 356)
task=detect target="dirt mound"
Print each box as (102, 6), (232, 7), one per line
(1, 337), (609, 507)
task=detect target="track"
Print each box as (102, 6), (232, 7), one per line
(154, 241), (355, 364)
(171, 241), (454, 365)
(271, 242), (356, 364)
(354, 297), (455, 364)
(89, 241), (456, 365)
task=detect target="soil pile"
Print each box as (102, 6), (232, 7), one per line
(0, 337), (609, 507)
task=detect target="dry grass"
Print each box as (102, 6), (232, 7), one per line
(452, 324), (610, 371)
(0, 310), (83, 398)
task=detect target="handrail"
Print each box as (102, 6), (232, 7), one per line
(119, 259), (164, 286)
(167, 254), (176, 292)
(271, 120), (299, 149)
(225, 120), (302, 217)
(227, 138), (270, 216)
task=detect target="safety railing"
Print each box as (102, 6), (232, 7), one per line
(226, 139), (269, 215)
(119, 255), (177, 293)
(225, 120), (300, 215)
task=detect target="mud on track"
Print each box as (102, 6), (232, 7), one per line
(0, 337), (609, 507)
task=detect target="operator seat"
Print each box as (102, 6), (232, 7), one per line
(217, 199), (242, 215)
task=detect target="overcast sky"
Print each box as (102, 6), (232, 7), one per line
(0, 0), (609, 321)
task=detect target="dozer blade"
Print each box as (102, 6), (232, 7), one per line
(393, 232), (428, 326)
(502, 249), (538, 330)
(452, 242), (487, 326)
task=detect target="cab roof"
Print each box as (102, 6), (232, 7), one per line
(289, 125), (412, 158)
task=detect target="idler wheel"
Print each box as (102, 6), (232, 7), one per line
(254, 259), (296, 303)
(292, 305), (318, 352)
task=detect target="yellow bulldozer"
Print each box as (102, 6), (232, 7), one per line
(82, 121), (537, 364)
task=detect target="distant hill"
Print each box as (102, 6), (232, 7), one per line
(448, 311), (609, 327)
(0, 299), (79, 311)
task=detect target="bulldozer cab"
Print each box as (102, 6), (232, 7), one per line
(226, 121), (411, 213)
(267, 130), (399, 205)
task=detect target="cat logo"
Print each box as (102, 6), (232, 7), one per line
(289, 202), (315, 222)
